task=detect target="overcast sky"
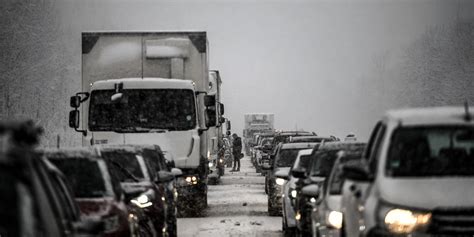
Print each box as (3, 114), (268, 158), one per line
(50, 0), (474, 140)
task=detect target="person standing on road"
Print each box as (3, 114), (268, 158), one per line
(231, 133), (242, 171)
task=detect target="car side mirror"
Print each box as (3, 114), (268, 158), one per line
(226, 131), (231, 136)
(301, 184), (320, 198)
(155, 171), (174, 183)
(171, 168), (183, 177)
(73, 217), (104, 235)
(166, 160), (176, 169)
(291, 168), (307, 179)
(261, 163), (272, 170)
(342, 162), (373, 182)
(275, 169), (289, 180)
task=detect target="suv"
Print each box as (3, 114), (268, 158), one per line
(0, 121), (103, 237)
(293, 141), (366, 237)
(96, 144), (181, 237)
(45, 147), (155, 237)
(342, 106), (474, 237)
(265, 142), (318, 216)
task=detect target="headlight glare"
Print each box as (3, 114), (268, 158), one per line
(384, 208), (431, 234)
(327, 211), (343, 229)
(131, 194), (153, 208)
(290, 190), (297, 198)
(275, 178), (285, 186)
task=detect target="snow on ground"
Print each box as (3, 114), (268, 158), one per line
(178, 157), (283, 237)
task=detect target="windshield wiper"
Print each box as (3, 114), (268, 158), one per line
(107, 159), (140, 182)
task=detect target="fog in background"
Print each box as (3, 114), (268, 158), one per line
(1, 0), (473, 146)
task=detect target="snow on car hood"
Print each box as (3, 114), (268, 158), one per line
(379, 177), (474, 209)
(92, 130), (200, 168)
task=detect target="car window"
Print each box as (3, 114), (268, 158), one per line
(386, 126), (474, 177)
(101, 151), (145, 181)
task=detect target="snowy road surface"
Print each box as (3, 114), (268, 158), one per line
(178, 157), (283, 237)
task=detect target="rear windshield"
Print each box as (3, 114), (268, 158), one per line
(275, 149), (303, 167)
(386, 126), (474, 177)
(101, 151), (145, 182)
(51, 159), (109, 198)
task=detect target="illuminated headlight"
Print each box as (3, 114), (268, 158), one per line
(131, 194), (153, 208)
(179, 176), (198, 186)
(327, 211), (343, 229)
(219, 158), (224, 163)
(208, 163), (214, 168)
(384, 208), (431, 234)
(310, 197), (317, 203)
(290, 190), (297, 199)
(103, 215), (120, 233)
(275, 178), (285, 186)
(295, 211), (301, 221)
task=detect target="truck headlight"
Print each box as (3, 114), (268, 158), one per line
(178, 176), (198, 186)
(275, 178), (285, 186)
(131, 194), (153, 208)
(327, 211), (343, 229)
(384, 208), (431, 234)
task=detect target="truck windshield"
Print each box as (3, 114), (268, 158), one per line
(386, 126), (474, 177)
(89, 89), (196, 131)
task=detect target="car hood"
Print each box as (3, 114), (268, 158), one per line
(379, 177), (474, 209)
(76, 197), (118, 216)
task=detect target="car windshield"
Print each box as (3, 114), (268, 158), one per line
(101, 151), (146, 182)
(275, 149), (304, 167)
(89, 89), (196, 131)
(51, 159), (109, 198)
(386, 126), (474, 177)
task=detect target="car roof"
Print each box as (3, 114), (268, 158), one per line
(41, 147), (100, 159)
(385, 106), (474, 126)
(318, 141), (367, 152)
(281, 142), (318, 149)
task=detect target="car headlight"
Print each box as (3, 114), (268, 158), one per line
(384, 208), (431, 234)
(275, 178), (285, 186)
(208, 162), (214, 168)
(327, 211), (343, 229)
(178, 175), (198, 186)
(219, 158), (224, 163)
(290, 190), (297, 199)
(131, 194), (153, 208)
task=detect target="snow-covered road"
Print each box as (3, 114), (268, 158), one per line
(178, 157), (283, 237)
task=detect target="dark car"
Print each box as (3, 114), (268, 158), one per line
(293, 141), (367, 237)
(310, 146), (366, 237)
(0, 121), (104, 237)
(264, 142), (318, 216)
(45, 147), (155, 237)
(96, 144), (181, 237)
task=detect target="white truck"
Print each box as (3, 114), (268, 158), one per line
(243, 113), (275, 155)
(68, 31), (224, 215)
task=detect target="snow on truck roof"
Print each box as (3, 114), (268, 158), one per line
(92, 78), (196, 90)
(385, 106), (474, 125)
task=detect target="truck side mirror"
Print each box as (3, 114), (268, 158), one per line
(226, 131), (231, 136)
(70, 96), (81, 108)
(219, 103), (224, 115)
(204, 95), (216, 107)
(206, 108), (217, 127)
(69, 110), (80, 128)
(69, 110), (87, 136)
(219, 117), (226, 124)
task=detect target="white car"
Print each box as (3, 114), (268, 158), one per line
(282, 148), (313, 235)
(341, 106), (474, 237)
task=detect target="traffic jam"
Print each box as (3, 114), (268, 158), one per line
(2, 1), (474, 237)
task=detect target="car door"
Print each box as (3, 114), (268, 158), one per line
(342, 121), (385, 237)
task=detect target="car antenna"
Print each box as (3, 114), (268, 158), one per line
(464, 100), (471, 122)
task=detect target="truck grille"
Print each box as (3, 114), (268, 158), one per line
(428, 208), (474, 236)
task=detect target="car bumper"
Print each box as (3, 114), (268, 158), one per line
(283, 196), (296, 227)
